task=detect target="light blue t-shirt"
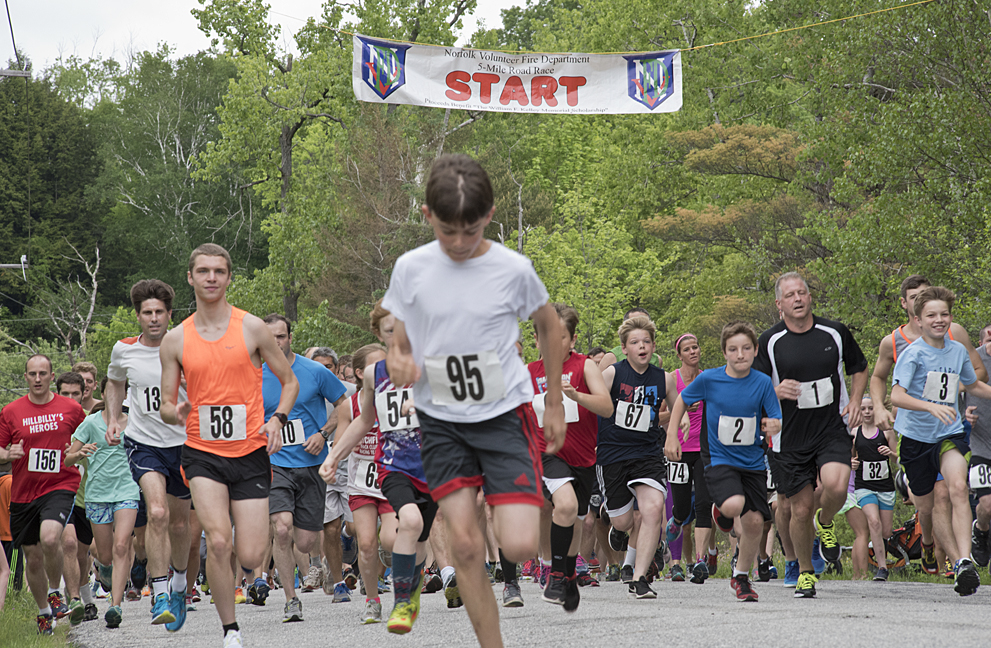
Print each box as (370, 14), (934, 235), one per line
(893, 337), (976, 443)
(71, 413), (141, 503)
(680, 366), (781, 471)
(264, 354), (348, 468)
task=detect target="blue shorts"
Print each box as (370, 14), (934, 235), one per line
(853, 489), (895, 511)
(124, 436), (190, 500)
(85, 500), (140, 525)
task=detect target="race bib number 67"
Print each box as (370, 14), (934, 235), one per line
(28, 448), (60, 473)
(198, 405), (247, 441)
(425, 351), (506, 406)
(615, 401), (650, 432)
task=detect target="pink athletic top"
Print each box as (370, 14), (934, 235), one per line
(676, 369), (703, 452)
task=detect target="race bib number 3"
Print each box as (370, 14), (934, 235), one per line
(922, 371), (959, 404)
(532, 393), (580, 427)
(28, 448), (60, 473)
(376, 388), (419, 432)
(280, 419), (305, 446)
(425, 351), (506, 406)
(198, 405), (248, 441)
(615, 401), (650, 432)
(797, 377), (834, 409)
(717, 415), (757, 446)
(667, 461), (689, 484)
(863, 460), (890, 481)
(970, 464), (991, 490)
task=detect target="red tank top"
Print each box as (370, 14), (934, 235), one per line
(182, 307), (265, 458)
(528, 353), (597, 467)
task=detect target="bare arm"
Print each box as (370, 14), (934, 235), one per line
(64, 438), (95, 467)
(386, 320), (420, 387)
(664, 371), (690, 437)
(891, 384), (958, 425)
(104, 378), (127, 445)
(533, 304), (566, 454)
(664, 394), (688, 462)
(319, 393), (359, 484)
(561, 358), (613, 418)
(159, 328), (187, 426)
(320, 372), (377, 484)
(598, 351), (618, 371)
(870, 337), (896, 430)
(843, 368), (869, 428)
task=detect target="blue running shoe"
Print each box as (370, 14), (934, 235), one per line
(665, 517), (682, 545)
(783, 560), (799, 587)
(247, 577), (270, 606)
(769, 565), (778, 579)
(150, 593), (175, 625)
(341, 533), (358, 565)
(165, 591), (186, 632)
(811, 538), (825, 575)
(333, 582), (352, 603)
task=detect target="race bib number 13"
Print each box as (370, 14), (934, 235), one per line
(28, 448), (60, 473)
(198, 405), (247, 441)
(425, 351), (506, 406)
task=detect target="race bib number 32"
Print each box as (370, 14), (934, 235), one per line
(863, 460), (890, 481)
(615, 401), (650, 432)
(198, 405), (248, 441)
(28, 448), (60, 473)
(280, 419), (305, 446)
(922, 371), (959, 404)
(717, 415), (757, 446)
(376, 388), (419, 432)
(797, 377), (834, 410)
(425, 351), (506, 406)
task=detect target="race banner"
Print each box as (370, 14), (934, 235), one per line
(352, 34), (682, 115)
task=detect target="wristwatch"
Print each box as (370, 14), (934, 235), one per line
(273, 412), (288, 426)
(320, 428), (332, 441)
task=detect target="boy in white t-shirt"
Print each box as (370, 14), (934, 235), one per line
(382, 154), (566, 648)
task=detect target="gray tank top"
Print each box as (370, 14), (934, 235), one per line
(968, 345), (991, 459)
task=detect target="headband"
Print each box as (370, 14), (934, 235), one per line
(674, 333), (697, 352)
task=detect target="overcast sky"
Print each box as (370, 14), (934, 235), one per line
(3, 0), (518, 71)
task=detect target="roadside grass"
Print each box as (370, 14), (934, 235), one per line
(0, 589), (71, 648)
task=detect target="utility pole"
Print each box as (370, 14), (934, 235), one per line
(0, 255), (28, 281)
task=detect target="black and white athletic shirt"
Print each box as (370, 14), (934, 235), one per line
(753, 316), (867, 447)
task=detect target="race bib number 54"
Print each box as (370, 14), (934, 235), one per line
(28, 448), (60, 473)
(425, 351), (505, 406)
(376, 388), (419, 432)
(198, 405), (247, 441)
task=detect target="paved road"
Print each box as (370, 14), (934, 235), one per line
(69, 576), (989, 648)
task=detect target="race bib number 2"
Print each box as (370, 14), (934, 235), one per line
(198, 405), (247, 441)
(28, 448), (60, 473)
(280, 419), (305, 446)
(717, 415), (757, 446)
(425, 351), (506, 406)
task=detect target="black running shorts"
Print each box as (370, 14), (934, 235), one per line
(596, 456), (667, 518)
(541, 454), (595, 517)
(181, 445), (271, 500)
(10, 489), (74, 548)
(380, 471), (438, 543)
(704, 464), (772, 522)
(774, 426), (851, 498)
(268, 464), (326, 532)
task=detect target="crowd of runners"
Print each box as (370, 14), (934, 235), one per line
(1, 155), (990, 647)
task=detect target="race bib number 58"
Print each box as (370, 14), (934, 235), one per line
(425, 351), (506, 406)
(28, 448), (60, 473)
(198, 405), (247, 441)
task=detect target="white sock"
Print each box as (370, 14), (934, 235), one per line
(47, 587), (59, 595)
(80, 583), (95, 604)
(733, 568), (747, 578)
(708, 547), (718, 556)
(39, 605), (52, 617)
(440, 566), (455, 587)
(151, 576), (169, 598)
(171, 568), (187, 594)
(624, 548), (637, 567)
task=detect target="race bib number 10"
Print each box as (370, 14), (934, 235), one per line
(425, 351), (506, 406)
(615, 401), (650, 432)
(28, 448), (60, 473)
(922, 371), (959, 404)
(797, 377), (834, 410)
(280, 419), (305, 446)
(376, 388), (419, 432)
(198, 405), (248, 441)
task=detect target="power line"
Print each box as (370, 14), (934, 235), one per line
(3, 0), (19, 67)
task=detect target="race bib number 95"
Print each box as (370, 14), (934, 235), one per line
(425, 351), (506, 406)
(28, 448), (60, 473)
(198, 405), (247, 441)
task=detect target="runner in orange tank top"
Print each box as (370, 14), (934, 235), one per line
(159, 243), (298, 648)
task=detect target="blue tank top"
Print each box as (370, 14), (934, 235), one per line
(596, 360), (666, 465)
(373, 360), (429, 492)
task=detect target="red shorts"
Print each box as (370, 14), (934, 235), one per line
(348, 494), (394, 515)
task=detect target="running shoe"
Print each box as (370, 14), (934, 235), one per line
(68, 597), (85, 626)
(223, 629), (243, 648)
(954, 559), (980, 596)
(422, 567), (443, 593)
(690, 559), (708, 584)
(783, 559), (799, 587)
(126, 584), (142, 601)
(814, 508), (840, 562)
(542, 571), (568, 605)
(233, 587), (246, 604)
(361, 598), (382, 624)
(83, 602), (98, 622)
(387, 601), (417, 635)
(769, 565), (778, 579)
(563, 575), (581, 612)
(731, 574), (759, 602)
(104, 605), (122, 629)
(37, 613), (54, 635)
(445, 574), (462, 608)
(631, 576), (656, 599)
(576, 555), (589, 574)
(301, 565), (322, 592)
(98, 562), (113, 593)
(589, 557), (600, 572)
(48, 591), (69, 618)
(166, 591), (187, 632)
(706, 551), (718, 574)
(577, 571), (600, 587)
(503, 581), (524, 607)
(811, 537), (826, 575)
(757, 558), (772, 582)
(873, 567), (889, 582)
(972, 521), (991, 567)
(322, 560), (335, 596)
(378, 576), (391, 593)
(669, 564), (686, 582)
(521, 559), (537, 580)
(142, 585), (151, 597)
(712, 504), (734, 533)
(341, 532), (358, 564)
(190, 585), (202, 603)
(343, 566), (359, 591)
(283, 596), (303, 622)
(493, 563), (503, 582)
(247, 577), (270, 606)
(921, 542), (938, 574)
(605, 564), (621, 581)
(185, 595), (196, 612)
(665, 517), (683, 544)
(620, 564), (635, 584)
(131, 558), (147, 588)
(731, 545), (739, 572)
(333, 582), (352, 603)
(609, 526), (630, 552)
(944, 559), (954, 579)
(151, 592), (176, 625)
(794, 571), (817, 599)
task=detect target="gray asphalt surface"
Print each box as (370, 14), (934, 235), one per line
(69, 576), (989, 648)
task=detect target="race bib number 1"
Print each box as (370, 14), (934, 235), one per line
(863, 460), (890, 481)
(970, 464), (991, 490)
(198, 405), (248, 441)
(717, 415), (757, 446)
(425, 351), (506, 406)
(797, 377), (834, 409)
(922, 371), (959, 404)
(667, 461), (689, 484)
(615, 401), (650, 432)
(280, 419), (305, 446)
(376, 388), (419, 432)
(532, 393), (580, 427)
(28, 448), (60, 473)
